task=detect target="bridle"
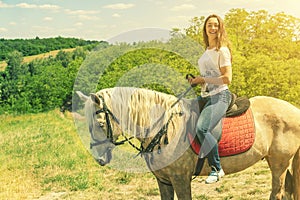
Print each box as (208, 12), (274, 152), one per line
(89, 94), (184, 155)
(89, 95), (138, 150)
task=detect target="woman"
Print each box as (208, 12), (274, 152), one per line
(188, 14), (232, 184)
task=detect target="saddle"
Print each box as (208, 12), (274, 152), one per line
(194, 93), (250, 118)
(185, 94), (256, 175)
(226, 93), (250, 117)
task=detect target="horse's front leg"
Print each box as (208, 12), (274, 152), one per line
(156, 178), (174, 200)
(170, 174), (192, 200)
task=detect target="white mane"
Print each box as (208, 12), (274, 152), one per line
(94, 87), (189, 139)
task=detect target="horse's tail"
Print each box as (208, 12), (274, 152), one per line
(292, 147), (300, 200)
(285, 170), (293, 199)
(285, 147), (300, 199)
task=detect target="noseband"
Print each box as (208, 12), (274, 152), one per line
(89, 95), (138, 150)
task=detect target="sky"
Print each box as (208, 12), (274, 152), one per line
(0, 0), (300, 41)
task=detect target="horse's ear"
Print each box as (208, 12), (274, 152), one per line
(90, 93), (101, 105)
(76, 91), (89, 102)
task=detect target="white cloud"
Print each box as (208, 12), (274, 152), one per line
(39, 4), (60, 10)
(103, 3), (135, 10)
(112, 13), (121, 18)
(78, 15), (100, 21)
(0, 1), (61, 11)
(9, 22), (16, 26)
(0, 27), (8, 32)
(43, 17), (53, 21)
(170, 4), (196, 11)
(75, 22), (83, 26)
(65, 9), (100, 15)
(64, 9), (101, 21)
(16, 3), (37, 9)
(0, 1), (12, 8)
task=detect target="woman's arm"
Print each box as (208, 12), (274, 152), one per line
(188, 66), (232, 85)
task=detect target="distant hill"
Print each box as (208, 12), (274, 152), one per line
(0, 36), (101, 61)
(0, 48), (75, 71)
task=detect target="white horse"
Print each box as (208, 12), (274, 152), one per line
(77, 87), (300, 200)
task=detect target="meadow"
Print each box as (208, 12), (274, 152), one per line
(0, 110), (272, 200)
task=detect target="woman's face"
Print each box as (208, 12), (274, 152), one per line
(205, 17), (219, 40)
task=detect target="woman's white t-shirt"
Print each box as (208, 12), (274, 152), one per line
(197, 46), (231, 97)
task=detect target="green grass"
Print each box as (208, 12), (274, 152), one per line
(0, 110), (159, 200)
(0, 110), (272, 200)
(0, 110), (95, 197)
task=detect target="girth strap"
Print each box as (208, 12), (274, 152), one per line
(193, 157), (205, 177)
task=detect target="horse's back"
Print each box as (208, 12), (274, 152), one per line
(250, 96), (300, 152)
(250, 96), (300, 123)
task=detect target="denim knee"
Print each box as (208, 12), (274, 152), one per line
(196, 128), (205, 144)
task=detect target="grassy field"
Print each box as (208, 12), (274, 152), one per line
(0, 110), (272, 200)
(0, 48), (75, 71)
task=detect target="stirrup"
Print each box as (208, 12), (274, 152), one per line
(211, 166), (225, 180)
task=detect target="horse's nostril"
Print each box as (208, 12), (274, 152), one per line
(95, 158), (106, 166)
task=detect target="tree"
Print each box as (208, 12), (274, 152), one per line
(184, 16), (205, 46)
(224, 9), (250, 55)
(6, 50), (24, 80)
(56, 50), (72, 68)
(72, 47), (86, 60)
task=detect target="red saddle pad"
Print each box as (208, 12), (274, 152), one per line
(188, 109), (255, 157)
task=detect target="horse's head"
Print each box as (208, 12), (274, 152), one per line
(77, 91), (119, 166)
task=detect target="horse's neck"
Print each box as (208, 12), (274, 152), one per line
(101, 87), (188, 144)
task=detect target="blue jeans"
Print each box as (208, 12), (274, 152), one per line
(196, 89), (231, 171)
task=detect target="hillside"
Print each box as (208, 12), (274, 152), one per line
(0, 37), (100, 61)
(0, 48), (75, 71)
(0, 36), (103, 72)
(0, 110), (272, 199)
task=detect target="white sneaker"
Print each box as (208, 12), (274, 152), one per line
(205, 169), (225, 184)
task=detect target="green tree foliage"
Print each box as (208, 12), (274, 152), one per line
(0, 47), (89, 114)
(0, 38), (109, 114)
(184, 16), (206, 46)
(224, 9), (300, 106)
(6, 51), (24, 80)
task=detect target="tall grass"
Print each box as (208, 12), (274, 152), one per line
(0, 110), (271, 200)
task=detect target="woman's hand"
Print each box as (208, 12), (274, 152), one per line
(187, 76), (205, 86)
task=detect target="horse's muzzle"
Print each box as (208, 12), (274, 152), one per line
(94, 149), (112, 166)
(95, 158), (107, 166)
